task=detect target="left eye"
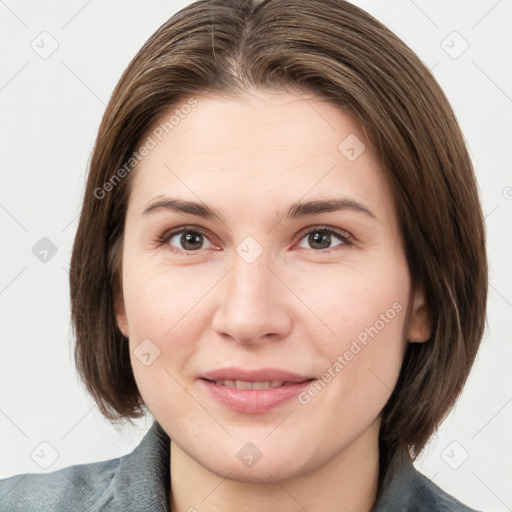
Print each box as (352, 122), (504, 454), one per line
(296, 227), (350, 251)
(166, 229), (213, 252)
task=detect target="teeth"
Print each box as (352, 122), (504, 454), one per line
(213, 379), (286, 389)
(236, 380), (253, 390)
(252, 381), (270, 389)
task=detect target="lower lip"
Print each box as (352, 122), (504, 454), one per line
(199, 379), (314, 414)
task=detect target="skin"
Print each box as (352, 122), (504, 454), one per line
(115, 89), (431, 512)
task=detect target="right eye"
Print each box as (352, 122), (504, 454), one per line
(157, 226), (215, 254)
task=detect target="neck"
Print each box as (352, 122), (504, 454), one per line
(169, 419), (381, 512)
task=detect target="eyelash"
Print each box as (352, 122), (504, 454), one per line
(155, 225), (353, 256)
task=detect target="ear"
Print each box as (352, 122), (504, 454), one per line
(407, 285), (431, 343)
(113, 273), (129, 338)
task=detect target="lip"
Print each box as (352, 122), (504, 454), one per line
(198, 367), (315, 414)
(201, 367), (313, 383)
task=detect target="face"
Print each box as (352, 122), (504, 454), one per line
(116, 89), (429, 482)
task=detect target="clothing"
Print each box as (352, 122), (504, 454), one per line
(0, 420), (480, 511)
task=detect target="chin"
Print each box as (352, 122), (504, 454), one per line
(203, 452), (312, 484)
(179, 435), (326, 485)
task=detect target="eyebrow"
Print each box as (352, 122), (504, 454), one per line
(142, 196), (376, 222)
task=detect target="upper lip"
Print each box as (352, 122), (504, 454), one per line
(200, 367), (314, 383)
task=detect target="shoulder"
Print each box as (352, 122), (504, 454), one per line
(0, 421), (170, 512)
(0, 457), (121, 511)
(409, 469), (481, 512)
(373, 449), (483, 512)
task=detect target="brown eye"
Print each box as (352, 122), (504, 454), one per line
(296, 227), (351, 251)
(161, 228), (214, 252)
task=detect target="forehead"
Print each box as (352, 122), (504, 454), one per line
(145, 89), (367, 165)
(128, 90), (392, 221)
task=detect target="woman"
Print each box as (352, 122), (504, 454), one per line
(0, 0), (487, 510)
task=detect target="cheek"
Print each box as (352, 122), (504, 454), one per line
(295, 258), (410, 424)
(123, 260), (214, 344)
(297, 254), (410, 350)
(123, 262), (216, 405)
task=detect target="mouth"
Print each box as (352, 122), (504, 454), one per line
(198, 368), (316, 414)
(200, 367), (314, 384)
(202, 378), (311, 389)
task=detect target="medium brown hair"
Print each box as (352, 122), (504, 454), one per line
(70, 0), (487, 461)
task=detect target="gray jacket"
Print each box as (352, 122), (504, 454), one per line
(0, 421), (480, 511)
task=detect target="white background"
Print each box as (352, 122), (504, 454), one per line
(0, 1), (511, 510)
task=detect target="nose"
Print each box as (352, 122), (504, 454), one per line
(211, 253), (293, 345)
